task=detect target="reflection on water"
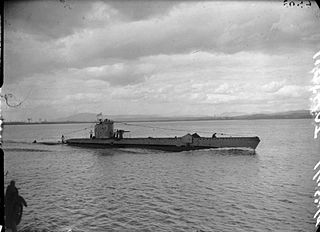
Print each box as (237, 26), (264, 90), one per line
(3, 119), (320, 231)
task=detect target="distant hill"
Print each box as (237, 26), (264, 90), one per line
(56, 113), (100, 122)
(231, 110), (312, 120)
(56, 110), (312, 122)
(55, 113), (214, 122)
(4, 110), (313, 125)
(218, 111), (245, 117)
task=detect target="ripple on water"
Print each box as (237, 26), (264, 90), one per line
(4, 119), (319, 231)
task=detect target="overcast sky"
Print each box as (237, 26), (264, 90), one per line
(3, 1), (320, 121)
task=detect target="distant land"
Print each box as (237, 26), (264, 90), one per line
(3, 110), (313, 125)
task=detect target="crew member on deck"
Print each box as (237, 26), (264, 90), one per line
(90, 130), (93, 139)
(61, 135), (65, 143)
(212, 133), (217, 138)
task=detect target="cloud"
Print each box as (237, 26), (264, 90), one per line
(5, 1), (90, 39)
(5, 31), (68, 82)
(3, 48), (314, 118)
(3, 1), (319, 120)
(61, 2), (285, 63)
(275, 85), (309, 98)
(5, 1), (320, 83)
(262, 81), (287, 93)
(4, 1), (126, 39)
(106, 0), (179, 21)
(67, 61), (155, 86)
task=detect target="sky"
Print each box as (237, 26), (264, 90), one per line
(2, 0), (320, 121)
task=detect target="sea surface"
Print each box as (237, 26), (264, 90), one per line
(3, 119), (320, 232)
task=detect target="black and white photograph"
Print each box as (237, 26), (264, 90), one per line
(2, 0), (320, 231)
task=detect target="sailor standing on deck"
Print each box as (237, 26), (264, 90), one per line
(61, 134), (65, 143)
(90, 130), (93, 139)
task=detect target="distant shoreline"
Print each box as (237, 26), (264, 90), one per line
(3, 116), (313, 125)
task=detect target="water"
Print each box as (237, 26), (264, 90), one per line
(3, 119), (320, 232)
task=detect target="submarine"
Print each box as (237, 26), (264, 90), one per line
(66, 118), (260, 152)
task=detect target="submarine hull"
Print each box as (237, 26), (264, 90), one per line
(66, 136), (260, 152)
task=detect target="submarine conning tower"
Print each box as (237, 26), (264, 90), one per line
(94, 118), (114, 139)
